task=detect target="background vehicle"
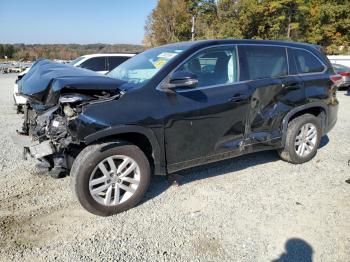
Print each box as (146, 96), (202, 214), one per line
(13, 53), (135, 112)
(13, 68), (30, 110)
(14, 40), (339, 216)
(69, 53), (136, 74)
(332, 63), (350, 90)
(3, 67), (23, 73)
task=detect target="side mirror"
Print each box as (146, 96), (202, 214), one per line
(162, 71), (198, 90)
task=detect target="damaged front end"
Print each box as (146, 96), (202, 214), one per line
(13, 59), (124, 178)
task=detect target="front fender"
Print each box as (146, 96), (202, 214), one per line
(83, 125), (165, 176)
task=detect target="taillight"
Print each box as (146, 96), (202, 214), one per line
(339, 71), (350, 77)
(330, 74), (343, 84)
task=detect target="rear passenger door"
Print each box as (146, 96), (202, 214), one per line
(238, 45), (292, 147)
(279, 48), (305, 105)
(80, 57), (108, 74)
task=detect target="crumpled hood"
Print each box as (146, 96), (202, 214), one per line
(18, 59), (124, 104)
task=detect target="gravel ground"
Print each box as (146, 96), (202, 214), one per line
(0, 73), (349, 262)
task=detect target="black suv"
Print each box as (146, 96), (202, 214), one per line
(15, 40), (339, 216)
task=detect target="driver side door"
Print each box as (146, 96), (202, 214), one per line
(162, 45), (252, 172)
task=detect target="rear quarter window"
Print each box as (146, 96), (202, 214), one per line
(292, 49), (325, 74)
(239, 45), (288, 81)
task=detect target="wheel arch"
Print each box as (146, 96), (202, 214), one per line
(83, 125), (166, 176)
(281, 102), (328, 146)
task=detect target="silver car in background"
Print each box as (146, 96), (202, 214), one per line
(332, 63), (350, 90)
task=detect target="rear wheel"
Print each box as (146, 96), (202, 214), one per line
(71, 141), (150, 216)
(278, 114), (321, 164)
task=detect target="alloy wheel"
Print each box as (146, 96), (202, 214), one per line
(294, 123), (318, 157)
(89, 155), (140, 206)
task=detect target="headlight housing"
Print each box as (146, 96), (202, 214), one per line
(59, 93), (93, 104)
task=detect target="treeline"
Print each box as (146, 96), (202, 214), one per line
(144, 0), (350, 54)
(0, 44), (144, 61)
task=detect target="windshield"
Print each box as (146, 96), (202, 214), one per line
(107, 45), (189, 89)
(69, 56), (86, 66)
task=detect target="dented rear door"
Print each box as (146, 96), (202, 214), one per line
(238, 44), (298, 150)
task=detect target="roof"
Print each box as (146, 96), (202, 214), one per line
(164, 39), (320, 50)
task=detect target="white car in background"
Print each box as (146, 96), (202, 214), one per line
(68, 53), (136, 74)
(13, 53), (136, 112)
(13, 68), (30, 108)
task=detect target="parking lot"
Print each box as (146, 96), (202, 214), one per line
(0, 73), (349, 261)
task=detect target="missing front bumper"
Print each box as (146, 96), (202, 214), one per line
(11, 133), (55, 159)
(28, 140), (55, 158)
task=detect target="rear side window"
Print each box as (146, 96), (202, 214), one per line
(80, 57), (107, 71)
(239, 45), (288, 80)
(108, 56), (130, 71)
(292, 49), (325, 74)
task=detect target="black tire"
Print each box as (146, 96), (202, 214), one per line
(278, 114), (321, 164)
(70, 141), (150, 216)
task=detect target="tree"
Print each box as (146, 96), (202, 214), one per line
(187, 0), (218, 40)
(216, 0), (264, 39)
(305, 0), (350, 54)
(2, 44), (15, 58)
(144, 0), (191, 47)
(0, 44), (144, 61)
(144, 0), (350, 54)
(0, 44), (4, 58)
(143, 0), (217, 47)
(215, 0), (309, 40)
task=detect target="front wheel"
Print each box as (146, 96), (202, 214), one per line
(278, 114), (321, 164)
(70, 142), (150, 216)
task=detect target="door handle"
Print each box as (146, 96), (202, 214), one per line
(282, 82), (302, 90)
(229, 94), (249, 102)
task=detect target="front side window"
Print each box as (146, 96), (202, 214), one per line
(239, 45), (288, 80)
(175, 46), (238, 88)
(293, 49), (325, 74)
(80, 57), (106, 71)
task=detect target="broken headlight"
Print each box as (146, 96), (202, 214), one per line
(59, 93), (93, 104)
(59, 93), (94, 117)
(63, 105), (75, 117)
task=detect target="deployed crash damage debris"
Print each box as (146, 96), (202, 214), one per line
(12, 59), (124, 178)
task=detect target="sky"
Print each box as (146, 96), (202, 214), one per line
(0, 0), (158, 45)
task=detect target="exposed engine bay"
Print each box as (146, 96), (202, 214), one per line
(16, 91), (122, 178)
(12, 59), (124, 178)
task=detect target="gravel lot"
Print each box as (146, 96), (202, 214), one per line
(0, 73), (349, 262)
